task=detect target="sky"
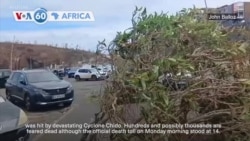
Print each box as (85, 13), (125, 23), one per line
(0, 0), (248, 51)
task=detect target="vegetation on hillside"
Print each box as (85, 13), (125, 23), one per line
(0, 43), (108, 69)
(97, 7), (250, 141)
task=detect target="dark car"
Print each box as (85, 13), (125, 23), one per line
(162, 72), (192, 91)
(67, 67), (79, 78)
(5, 69), (74, 111)
(0, 96), (30, 141)
(64, 68), (70, 75)
(0, 69), (11, 88)
(53, 69), (65, 78)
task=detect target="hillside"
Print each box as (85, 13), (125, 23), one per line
(0, 42), (108, 69)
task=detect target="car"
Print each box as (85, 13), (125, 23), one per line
(0, 69), (11, 88)
(74, 68), (102, 81)
(0, 96), (30, 141)
(96, 68), (109, 79)
(64, 67), (70, 75)
(161, 71), (192, 91)
(5, 69), (74, 111)
(67, 67), (79, 78)
(52, 69), (65, 78)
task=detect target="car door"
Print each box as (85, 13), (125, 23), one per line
(77, 69), (85, 78)
(9, 72), (21, 100)
(86, 69), (92, 78)
(83, 69), (91, 78)
(16, 73), (27, 101)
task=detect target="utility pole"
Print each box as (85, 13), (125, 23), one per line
(10, 36), (15, 70)
(29, 56), (32, 69)
(204, 0), (208, 14)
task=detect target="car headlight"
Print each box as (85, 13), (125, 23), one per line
(18, 110), (28, 127)
(34, 88), (48, 95)
(66, 85), (73, 93)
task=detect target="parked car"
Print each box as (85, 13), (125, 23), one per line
(0, 69), (11, 88)
(96, 68), (109, 79)
(52, 69), (65, 78)
(67, 67), (79, 78)
(0, 96), (30, 141)
(5, 69), (74, 111)
(162, 71), (192, 91)
(74, 68), (102, 81)
(64, 67), (70, 75)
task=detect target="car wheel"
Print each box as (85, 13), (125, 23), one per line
(6, 90), (13, 101)
(75, 75), (81, 81)
(91, 75), (97, 81)
(25, 96), (34, 111)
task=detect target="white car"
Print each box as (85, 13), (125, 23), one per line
(96, 68), (109, 78)
(74, 68), (101, 81)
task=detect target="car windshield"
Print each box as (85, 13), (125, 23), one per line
(26, 71), (60, 83)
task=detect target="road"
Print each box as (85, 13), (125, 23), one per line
(0, 78), (104, 141)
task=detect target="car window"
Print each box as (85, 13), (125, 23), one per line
(12, 72), (21, 83)
(18, 73), (26, 83)
(26, 71), (60, 83)
(78, 69), (87, 73)
(90, 69), (98, 73)
(3, 71), (11, 77)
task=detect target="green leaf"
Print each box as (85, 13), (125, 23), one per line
(153, 65), (159, 75)
(139, 72), (149, 80)
(187, 65), (195, 71)
(238, 42), (249, 53)
(238, 79), (250, 85)
(142, 93), (151, 100)
(140, 79), (146, 90)
(163, 94), (169, 106)
(167, 58), (177, 62)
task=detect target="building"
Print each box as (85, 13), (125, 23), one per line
(232, 1), (250, 22)
(216, 2), (250, 22)
(217, 5), (233, 13)
(199, 8), (218, 13)
(215, 1), (250, 27)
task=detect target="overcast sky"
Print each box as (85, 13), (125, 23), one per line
(0, 0), (248, 51)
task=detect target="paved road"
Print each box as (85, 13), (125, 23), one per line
(0, 78), (104, 141)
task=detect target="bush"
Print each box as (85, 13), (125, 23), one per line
(100, 7), (250, 141)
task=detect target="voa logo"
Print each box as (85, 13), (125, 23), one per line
(15, 12), (32, 20)
(13, 8), (48, 24)
(33, 8), (48, 24)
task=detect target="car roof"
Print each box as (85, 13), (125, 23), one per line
(79, 67), (92, 69)
(13, 69), (49, 73)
